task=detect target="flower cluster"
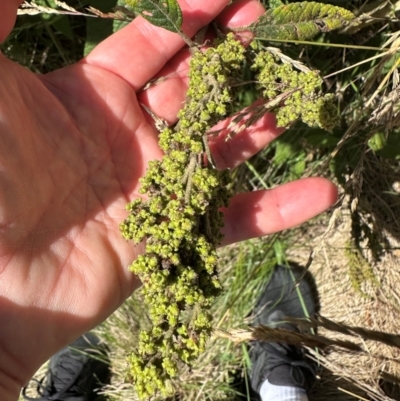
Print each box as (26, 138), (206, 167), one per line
(252, 50), (338, 131)
(120, 34), (245, 399)
(120, 32), (340, 399)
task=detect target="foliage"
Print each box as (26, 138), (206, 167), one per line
(251, 1), (355, 40)
(124, 0), (182, 33)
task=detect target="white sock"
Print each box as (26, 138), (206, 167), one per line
(260, 379), (309, 401)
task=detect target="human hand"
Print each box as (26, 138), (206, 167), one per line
(0, 1), (337, 399)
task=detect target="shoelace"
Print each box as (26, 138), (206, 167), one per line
(260, 341), (316, 387)
(22, 365), (83, 401)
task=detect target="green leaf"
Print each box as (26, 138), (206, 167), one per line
(368, 132), (386, 152)
(52, 16), (73, 40)
(85, 0), (119, 56)
(273, 140), (299, 165)
(305, 129), (339, 148)
(268, 0), (284, 10)
(290, 158), (306, 178)
(113, 18), (130, 33)
(252, 1), (355, 41)
(374, 130), (400, 160)
(124, 0), (182, 33)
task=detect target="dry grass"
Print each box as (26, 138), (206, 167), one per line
(286, 196), (400, 401)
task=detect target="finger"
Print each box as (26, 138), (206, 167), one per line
(209, 109), (285, 170)
(137, 0), (265, 123)
(137, 48), (190, 125)
(84, 0), (231, 91)
(139, 95), (285, 169)
(216, 0), (264, 29)
(0, 0), (22, 43)
(221, 177), (338, 245)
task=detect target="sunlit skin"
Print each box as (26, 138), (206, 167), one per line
(0, 1), (338, 400)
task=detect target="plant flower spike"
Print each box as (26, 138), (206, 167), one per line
(120, 0), (354, 398)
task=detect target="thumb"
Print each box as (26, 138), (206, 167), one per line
(0, 1), (23, 43)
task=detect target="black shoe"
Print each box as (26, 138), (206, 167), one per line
(249, 264), (317, 394)
(22, 333), (111, 401)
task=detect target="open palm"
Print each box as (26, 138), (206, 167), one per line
(0, 1), (337, 399)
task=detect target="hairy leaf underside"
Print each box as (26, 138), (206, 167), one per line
(252, 1), (355, 40)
